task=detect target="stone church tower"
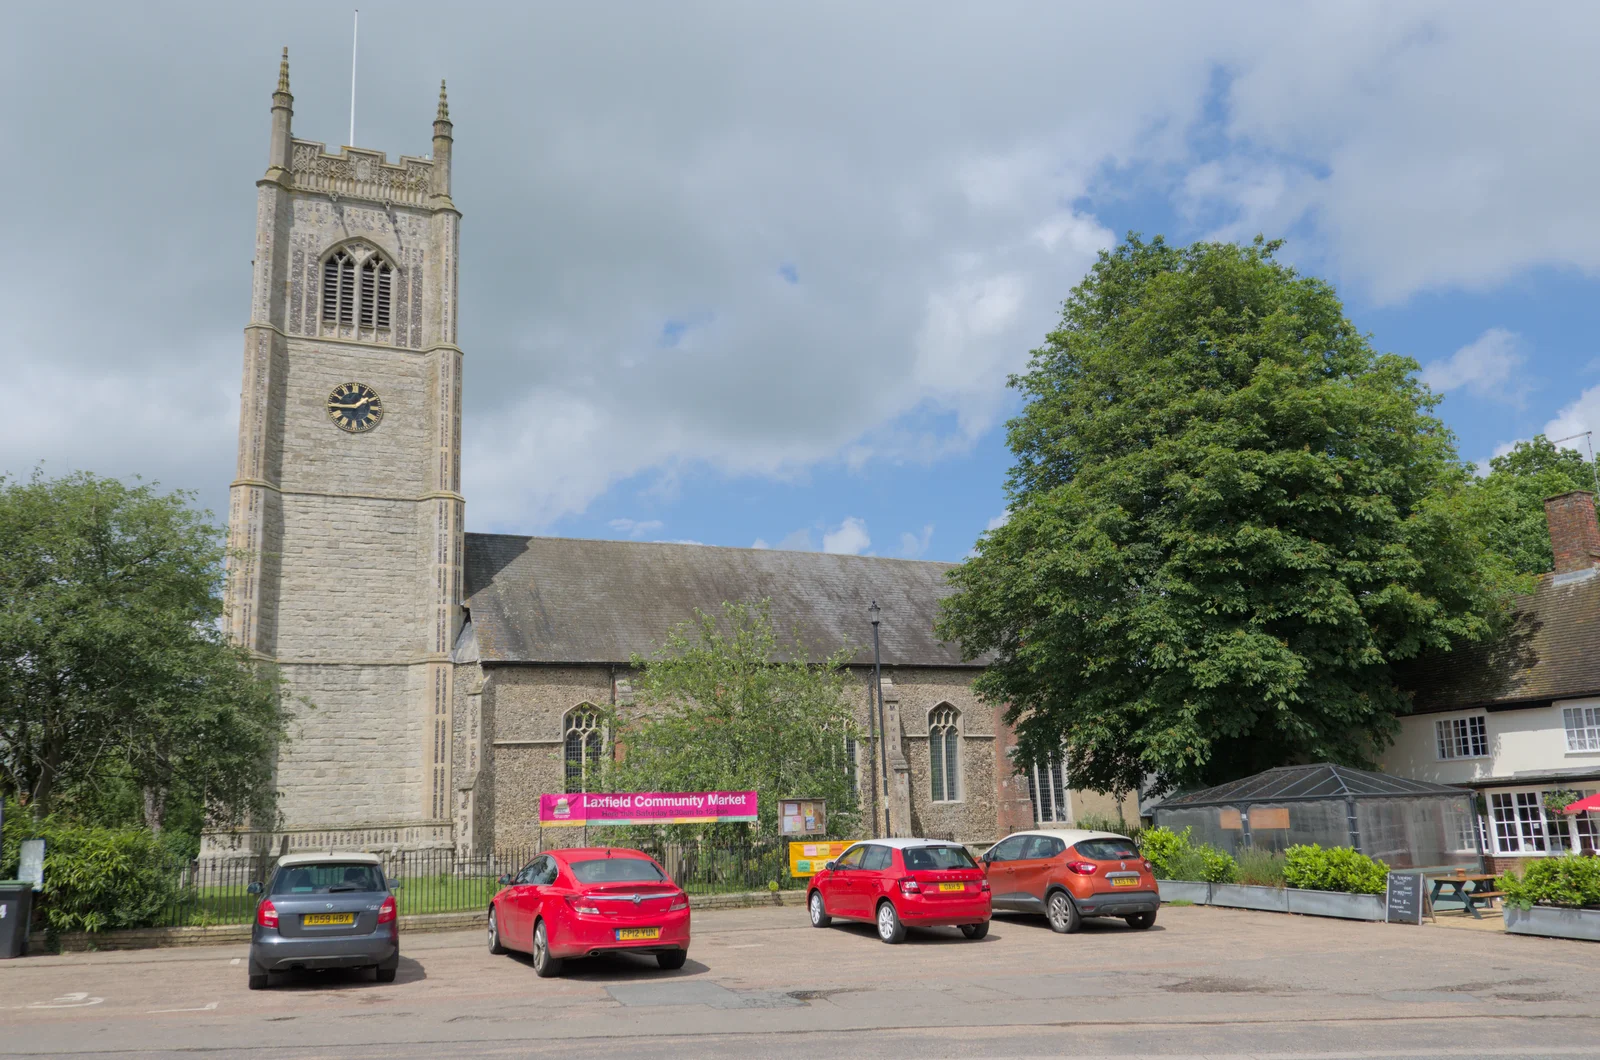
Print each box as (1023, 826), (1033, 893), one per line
(224, 51), (463, 849)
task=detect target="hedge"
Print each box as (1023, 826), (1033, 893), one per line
(1498, 853), (1600, 911)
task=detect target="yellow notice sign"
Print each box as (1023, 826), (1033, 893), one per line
(789, 840), (855, 878)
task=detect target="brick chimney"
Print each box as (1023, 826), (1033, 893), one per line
(1544, 490), (1600, 575)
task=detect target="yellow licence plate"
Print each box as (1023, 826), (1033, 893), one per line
(1111, 877), (1140, 888)
(302, 912), (355, 925)
(938, 882), (966, 892)
(616, 927), (661, 941)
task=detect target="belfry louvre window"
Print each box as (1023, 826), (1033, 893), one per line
(563, 707), (605, 794)
(929, 706), (960, 802)
(1435, 715), (1488, 760)
(321, 249), (393, 329)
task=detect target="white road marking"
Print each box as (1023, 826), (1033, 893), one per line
(29, 993), (104, 1009)
(229, 958), (240, 966)
(148, 1001), (219, 1014)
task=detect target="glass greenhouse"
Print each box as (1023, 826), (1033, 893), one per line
(1150, 764), (1483, 870)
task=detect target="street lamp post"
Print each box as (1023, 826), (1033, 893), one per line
(869, 600), (890, 837)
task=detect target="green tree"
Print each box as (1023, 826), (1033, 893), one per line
(0, 470), (285, 833)
(614, 600), (862, 841)
(1465, 436), (1596, 576)
(938, 235), (1519, 794)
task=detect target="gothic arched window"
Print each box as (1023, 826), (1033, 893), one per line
(929, 705), (961, 802)
(563, 707), (605, 794)
(321, 247), (393, 330)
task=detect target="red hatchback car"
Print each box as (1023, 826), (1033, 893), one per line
(488, 847), (690, 976)
(806, 838), (991, 943)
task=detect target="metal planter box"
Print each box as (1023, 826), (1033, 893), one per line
(1157, 880), (1211, 904)
(1503, 905), (1600, 942)
(1285, 887), (1385, 921)
(1209, 883), (1290, 912)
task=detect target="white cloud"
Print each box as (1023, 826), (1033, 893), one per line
(898, 524), (934, 558)
(1487, 382), (1600, 469)
(750, 538), (770, 550)
(1420, 328), (1528, 403)
(822, 517), (871, 556)
(986, 510), (1011, 532)
(608, 517), (665, 538)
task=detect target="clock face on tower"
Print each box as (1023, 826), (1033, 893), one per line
(326, 383), (384, 433)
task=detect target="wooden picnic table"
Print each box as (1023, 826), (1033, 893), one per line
(1427, 872), (1503, 919)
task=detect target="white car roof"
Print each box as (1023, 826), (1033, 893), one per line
(276, 851), (383, 868)
(844, 837), (968, 849)
(988, 829), (1133, 848)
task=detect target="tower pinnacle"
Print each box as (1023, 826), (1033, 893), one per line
(437, 80), (450, 122)
(277, 47), (291, 95)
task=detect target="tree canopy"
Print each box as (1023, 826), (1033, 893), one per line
(1465, 436), (1597, 576)
(612, 600), (862, 841)
(937, 235), (1521, 794)
(0, 470), (285, 836)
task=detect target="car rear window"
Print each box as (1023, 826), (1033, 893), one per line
(569, 857), (668, 883)
(903, 845), (978, 871)
(272, 863), (385, 894)
(1073, 838), (1140, 861)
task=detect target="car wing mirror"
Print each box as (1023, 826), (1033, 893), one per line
(823, 862), (836, 872)
(498, 874), (513, 886)
(247, 881), (263, 895)
(386, 877), (401, 891)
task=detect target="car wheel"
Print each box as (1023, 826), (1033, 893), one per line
(876, 900), (906, 944)
(960, 921), (989, 940)
(1125, 910), (1157, 930)
(488, 906), (508, 955)
(375, 963), (397, 983)
(531, 919), (564, 978)
(656, 949), (688, 970)
(247, 972), (269, 991)
(808, 891), (832, 928)
(1046, 891), (1081, 934)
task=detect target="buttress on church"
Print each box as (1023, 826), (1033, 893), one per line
(218, 55), (1120, 857)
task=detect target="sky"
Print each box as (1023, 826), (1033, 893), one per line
(5, 2), (1600, 563)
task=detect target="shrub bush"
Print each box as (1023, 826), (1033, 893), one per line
(1235, 846), (1287, 887)
(1282, 844), (1388, 895)
(2, 798), (182, 934)
(1138, 825), (1237, 883)
(1497, 853), (1600, 910)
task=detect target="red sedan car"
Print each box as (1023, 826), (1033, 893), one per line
(806, 838), (991, 943)
(487, 847), (690, 976)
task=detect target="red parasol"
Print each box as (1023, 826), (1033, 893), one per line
(1562, 792), (1600, 815)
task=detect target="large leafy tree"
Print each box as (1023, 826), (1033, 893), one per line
(613, 600), (862, 841)
(1465, 436), (1596, 576)
(938, 236), (1520, 794)
(0, 470), (284, 831)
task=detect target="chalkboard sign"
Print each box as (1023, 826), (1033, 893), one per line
(1385, 871), (1423, 924)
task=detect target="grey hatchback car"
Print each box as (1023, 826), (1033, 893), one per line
(247, 852), (399, 989)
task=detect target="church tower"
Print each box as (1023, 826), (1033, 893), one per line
(224, 50), (464, 850)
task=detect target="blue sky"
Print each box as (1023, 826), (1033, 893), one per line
(5, 3), (1600, 565)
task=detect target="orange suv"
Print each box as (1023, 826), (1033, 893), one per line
(981, 829), (1159, 933)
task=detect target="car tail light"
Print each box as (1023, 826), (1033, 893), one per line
(565, 895), (601, 915)
(669, 897), (689, 911)
(979, 879), (991, 893)
(256, 899), (278, 928)
(377, 896), (397, 924)
(1065, 860), (1098, 876)
(1143, 860), (1154, 873)
(899, 877), (921, 895)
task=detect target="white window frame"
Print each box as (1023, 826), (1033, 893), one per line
(1025, 756), (1068, 824)
(1435, 714), (1488, 760)
(1487, 787), (1600, 856)
(1563, 706), (1600, 753)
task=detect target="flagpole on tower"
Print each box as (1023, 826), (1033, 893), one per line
(349, 9), (359, 146)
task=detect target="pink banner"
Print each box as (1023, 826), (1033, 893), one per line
(539, 790), (758, 827)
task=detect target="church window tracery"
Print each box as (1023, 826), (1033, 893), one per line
(564, 707), (606, 794)
(929, 705), (961, 802)
(321, 245), (394, 332)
